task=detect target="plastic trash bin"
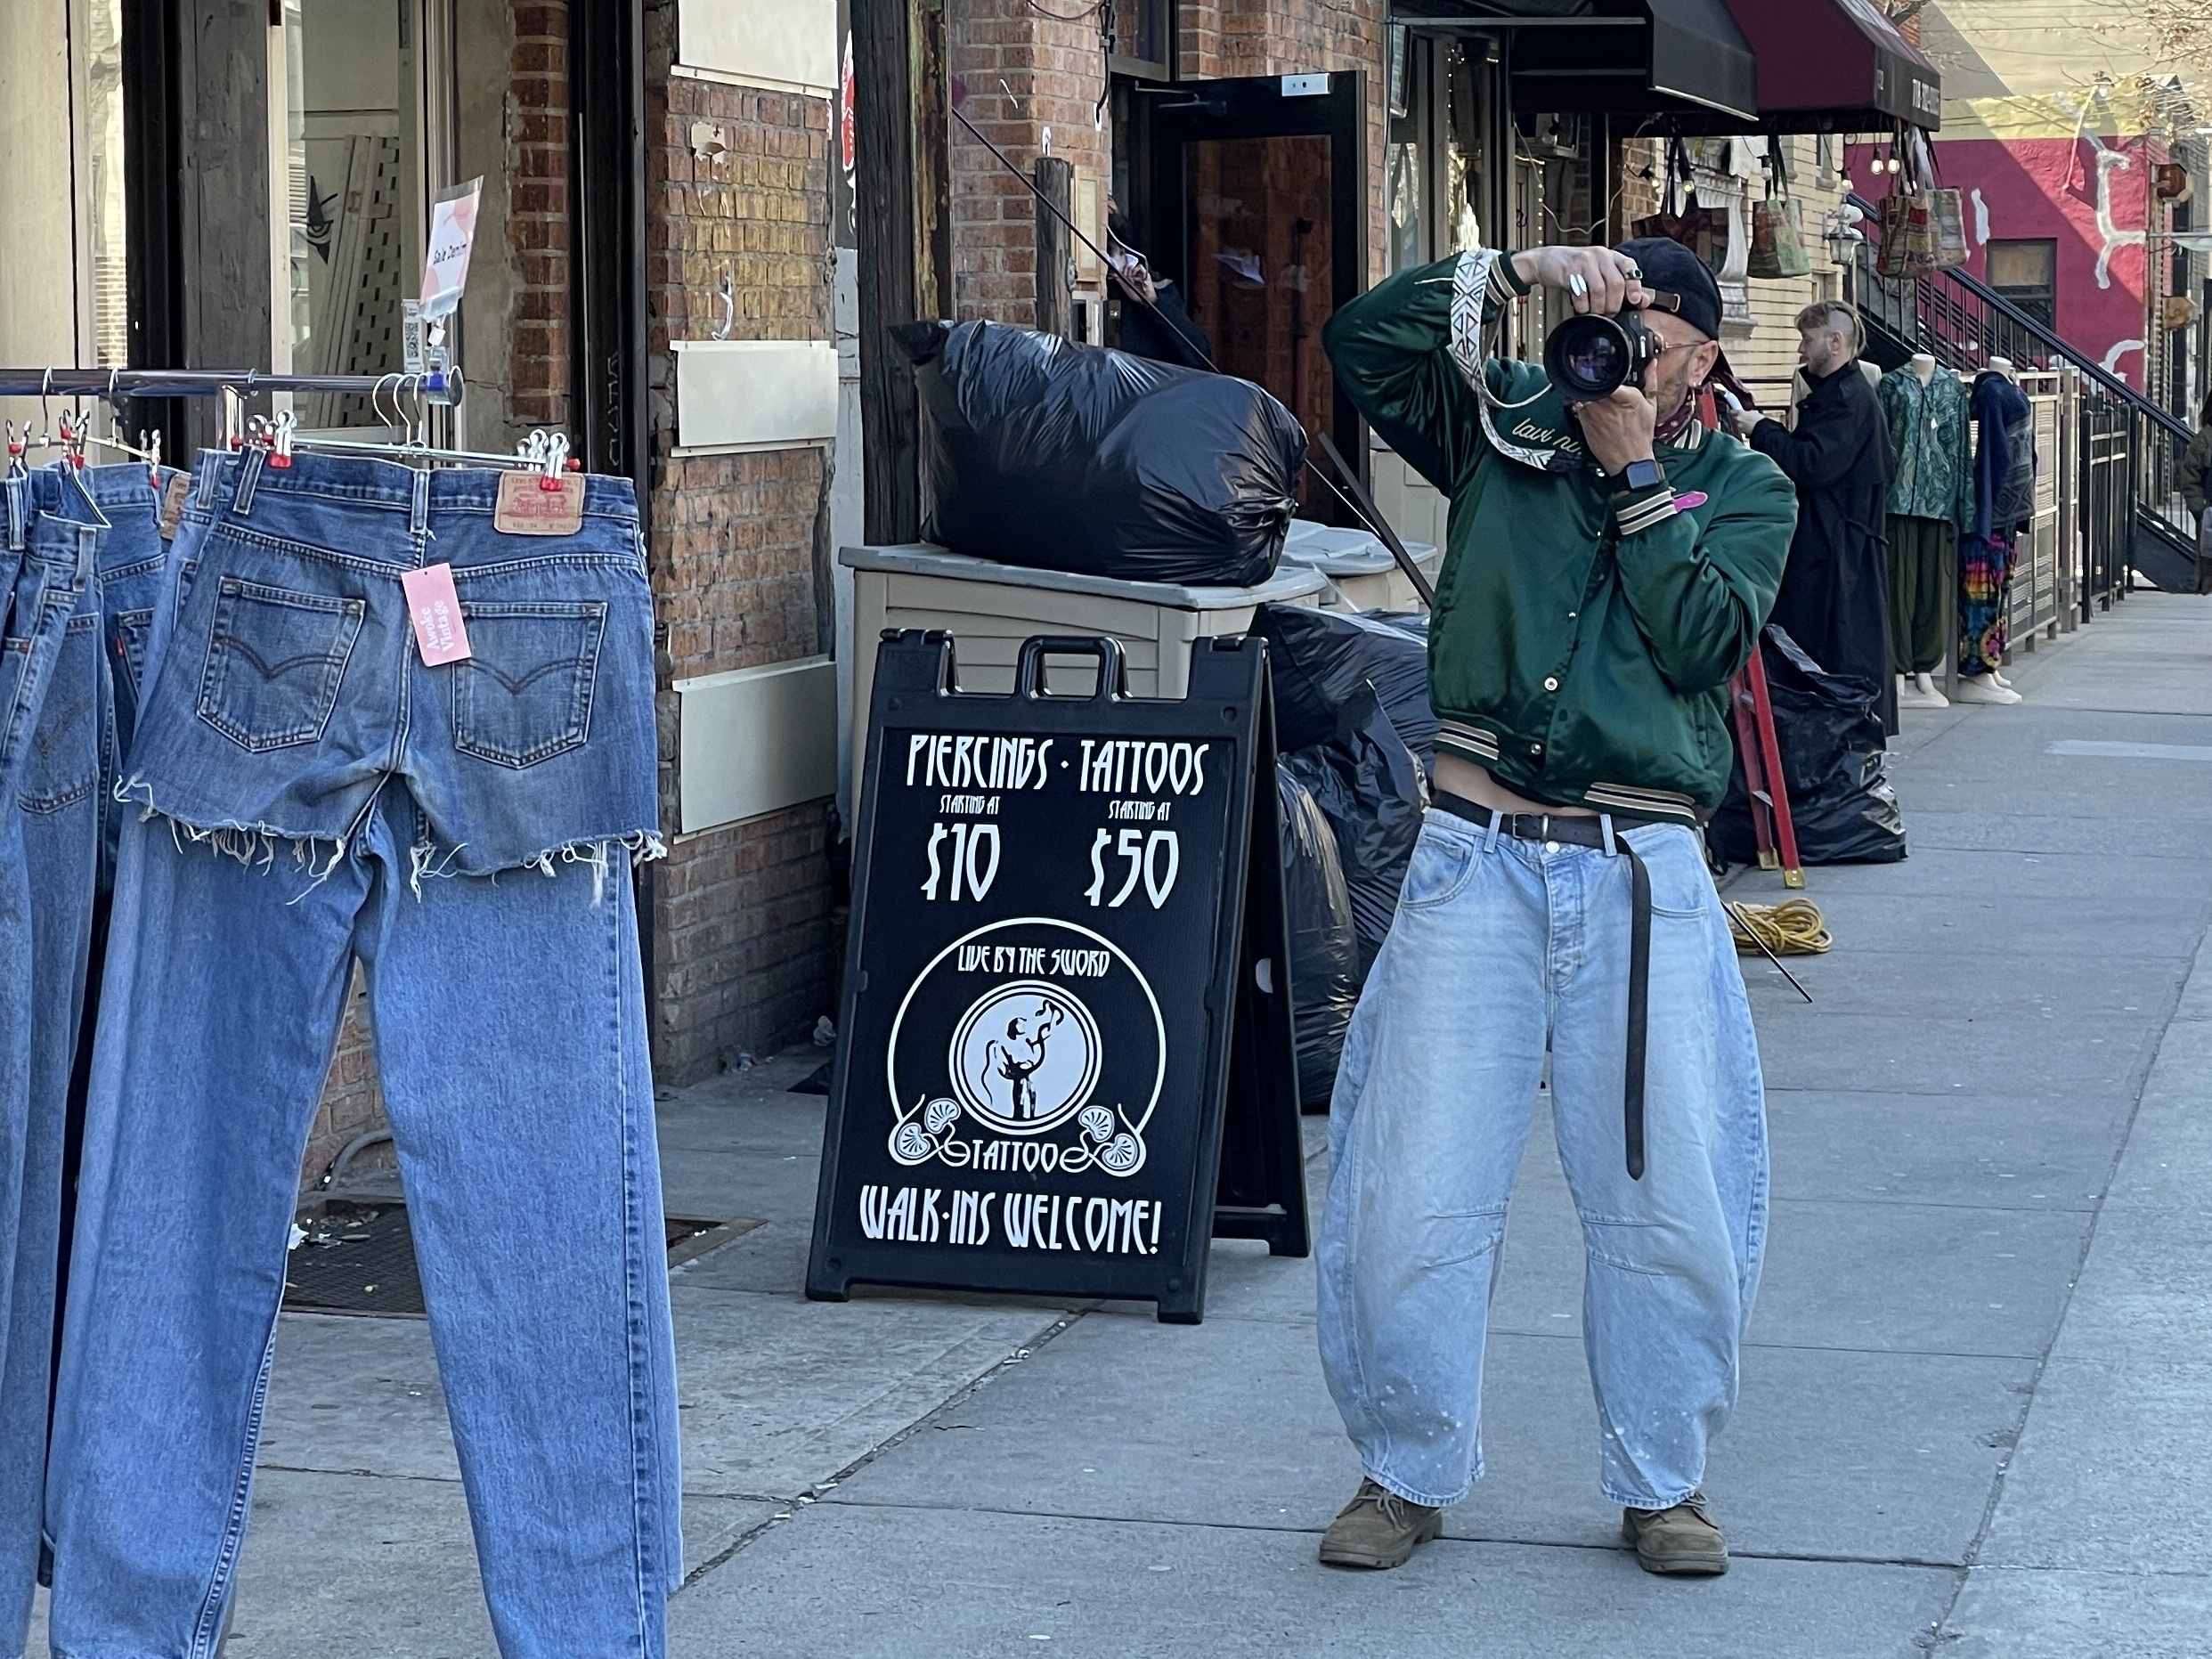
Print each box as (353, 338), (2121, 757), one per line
(1279, 520), (1440, 613)
(842, 541), (1330, 807)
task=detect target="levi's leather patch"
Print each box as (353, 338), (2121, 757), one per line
(159, 472), (191, 540)
(493, 471), (584, 536)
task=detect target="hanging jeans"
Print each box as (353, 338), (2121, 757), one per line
(1315, 809), (1768, 1511)
(45, 450), (681, 1659)
(2, 466), (174, 1659)
(0, 469), (101, 1658)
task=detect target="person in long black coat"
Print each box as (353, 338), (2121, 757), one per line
(1735, 301), (1898, 732)
(1106, 205), (1214, 370)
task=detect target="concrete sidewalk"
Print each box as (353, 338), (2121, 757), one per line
(34, 593), (2212, 1656)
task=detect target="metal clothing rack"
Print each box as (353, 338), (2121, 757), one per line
(0, 368), (460, 403)
(1, 368), (462, 451)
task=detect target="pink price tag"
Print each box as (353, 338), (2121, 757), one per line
(402, 564), (473, 665)
(1673, 491), (1709, 510)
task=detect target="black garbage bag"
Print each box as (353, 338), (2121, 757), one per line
(1281, 685), (1429, 975)
(1251, 604), (1437, 766)
(899, 320), (1305, 586)
(1709, 625), (1907, 866)
(1278, 769), (1359, 1113)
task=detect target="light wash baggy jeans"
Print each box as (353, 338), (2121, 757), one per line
(45, 450), (681, 1659)
(1316, 807), (1769, 1512)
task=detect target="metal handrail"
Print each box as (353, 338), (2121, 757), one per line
(1847, 195), (2192, 443)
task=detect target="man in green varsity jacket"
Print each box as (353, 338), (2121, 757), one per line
(1311, 240), (1795, 1579)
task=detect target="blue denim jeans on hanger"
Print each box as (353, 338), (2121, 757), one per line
(0, 466), (173, 1659)
(1316, 809), (1769, 1512)
(46, 450), (679, 1659)
(0, 466), (106, 1659)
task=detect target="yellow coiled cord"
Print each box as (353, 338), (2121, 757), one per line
(1725, 898), (1832, 957)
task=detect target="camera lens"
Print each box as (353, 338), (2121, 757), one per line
(1564, 331), (1621, 390)
(1543, 313), (1633, 403)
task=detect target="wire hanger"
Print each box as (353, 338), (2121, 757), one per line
(247, 403), (578, 478)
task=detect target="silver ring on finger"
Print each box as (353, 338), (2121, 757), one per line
(1568, 272), (1589, 300)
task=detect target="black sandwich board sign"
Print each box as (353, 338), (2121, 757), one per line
(807, 630), (1308, 1323)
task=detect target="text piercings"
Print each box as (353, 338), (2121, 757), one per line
(907, 734), (1054, 792)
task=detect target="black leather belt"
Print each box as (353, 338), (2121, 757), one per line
(1431, 790), (1655, 1182)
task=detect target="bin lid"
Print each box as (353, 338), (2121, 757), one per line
(1279, 520), (1438, 577)
(839, 542), (1330, 611)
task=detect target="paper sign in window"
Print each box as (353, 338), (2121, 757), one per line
(419, 178), (484, 322)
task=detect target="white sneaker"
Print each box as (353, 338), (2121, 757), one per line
(1989, 670), (2015, 690)
(1897, 675), (1949, 709)
(1955, 677), (2021, 704)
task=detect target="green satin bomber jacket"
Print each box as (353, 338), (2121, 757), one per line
(1322, 249), (1799, 822)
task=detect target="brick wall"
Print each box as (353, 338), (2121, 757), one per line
(950, 0), (1111, 324)
(641, 64), (839, 1086)
(301, 971), (391, 1195)
(945, 0), (1388, 323)
(509, 2), (573, 433)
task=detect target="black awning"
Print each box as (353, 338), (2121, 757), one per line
(1720, 0), (1940, 131)
(1389, 0), (1759, 126)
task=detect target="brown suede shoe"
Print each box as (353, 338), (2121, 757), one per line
(1318, 1477), (1444, 1569)
(1621, 1491), (1729, 1576)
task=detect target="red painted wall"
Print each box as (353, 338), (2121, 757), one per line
(1850, 135), (2164, 388)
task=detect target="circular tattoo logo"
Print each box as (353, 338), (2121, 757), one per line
(949, 980), (1101, 1135)
(884, 917), (1164, 1178)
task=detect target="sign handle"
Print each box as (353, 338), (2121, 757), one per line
(1014, 635), (1127, 701)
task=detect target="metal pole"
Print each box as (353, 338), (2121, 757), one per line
(0, 368), (462, 401)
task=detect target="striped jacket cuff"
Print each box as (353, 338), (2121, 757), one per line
(1492, 251), (1533, 299)
(1612, 484), (1679, 539)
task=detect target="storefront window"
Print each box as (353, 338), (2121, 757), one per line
(1387, 32), (1493, 274)
(1108, 0), (1170, 79)
(85, 0), (129, 370)
(1442, 43), (1486, 257)
(1387, 28), (1422, 272)
(286, 0), (425, 431)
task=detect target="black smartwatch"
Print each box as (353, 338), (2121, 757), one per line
(1610, 458), (1667, 494)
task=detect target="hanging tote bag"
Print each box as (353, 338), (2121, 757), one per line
(1916, 134), (1970, 271)
(1748, 144), (1813, 279)
(1876, 125), (1940, 279)
(1632, 138), (1699, 245)
(1927, 188), (1970, 269)
(1875, 190), (1935, 278)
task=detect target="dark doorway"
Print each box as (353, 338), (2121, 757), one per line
(1141, 72), (1369, 516)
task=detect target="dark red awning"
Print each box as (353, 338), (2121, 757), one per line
(1720, 0), (1940, 131)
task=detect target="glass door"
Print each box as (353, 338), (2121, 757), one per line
(1144, 72), (1367, 517)
(279, 0), (455, 437)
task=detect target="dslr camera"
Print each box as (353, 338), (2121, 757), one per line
(1540, 288), (1687, 404)
(1542, 306), (1660, 404)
